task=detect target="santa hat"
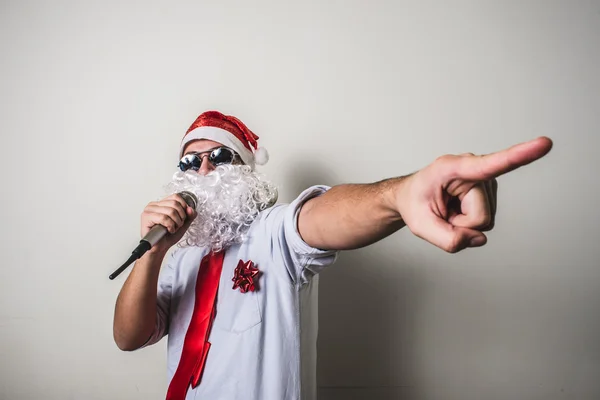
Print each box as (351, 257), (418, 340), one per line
(179, 110), (269, 170)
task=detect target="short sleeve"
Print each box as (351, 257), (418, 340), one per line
(139, 248), (179, 348)
(260, 185), (339, 285)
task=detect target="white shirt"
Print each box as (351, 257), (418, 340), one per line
(143, 185), (339, 400)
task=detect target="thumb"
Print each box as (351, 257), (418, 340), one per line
(172, 207), (197, 240)
(415, 215), (488, 253)
(182, 207), (197, 229)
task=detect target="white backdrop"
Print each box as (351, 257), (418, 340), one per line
(1, 1), (599, 399)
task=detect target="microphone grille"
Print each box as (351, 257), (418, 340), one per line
(178, 191), (198, 209)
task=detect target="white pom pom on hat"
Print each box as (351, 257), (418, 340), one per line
(253, 146), (269, 165)
(179, 110), (269, 170)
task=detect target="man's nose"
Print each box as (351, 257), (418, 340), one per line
(196, 155), (215, 176)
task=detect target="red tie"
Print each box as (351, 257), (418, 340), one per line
(166, 250), (225, 400)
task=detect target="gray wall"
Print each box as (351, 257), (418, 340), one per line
(1, 1), (598, 399)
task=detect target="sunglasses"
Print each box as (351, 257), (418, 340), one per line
(178, 146), (239, 172)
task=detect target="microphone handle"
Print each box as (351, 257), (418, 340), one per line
(142, 224), (168, 247)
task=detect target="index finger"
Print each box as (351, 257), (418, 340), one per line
(167, 193), (193, 211)
(457, 136), (553, 181)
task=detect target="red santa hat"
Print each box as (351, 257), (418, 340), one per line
(179, 110), (269, 170)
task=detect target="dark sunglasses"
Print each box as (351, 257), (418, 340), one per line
(178, 147), (239, 172)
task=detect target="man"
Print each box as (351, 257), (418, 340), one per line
(113, 110), (553, 399)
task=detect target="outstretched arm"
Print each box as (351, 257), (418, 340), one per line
(297, 137), (553, 253)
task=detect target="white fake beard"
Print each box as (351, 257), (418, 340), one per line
(164, 164), (278, 252)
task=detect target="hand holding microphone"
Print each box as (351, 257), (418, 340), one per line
(109, 191), (198, 280)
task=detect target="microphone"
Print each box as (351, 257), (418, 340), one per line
(109, 191), (198, 280)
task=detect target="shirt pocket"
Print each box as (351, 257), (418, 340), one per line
(213, 281), (262, 334)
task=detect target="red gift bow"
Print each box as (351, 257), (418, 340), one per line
(232, 260), (259, 293)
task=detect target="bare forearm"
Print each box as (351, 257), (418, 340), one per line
(298, 176), (409, 250)
(113, 250), (165, 351)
